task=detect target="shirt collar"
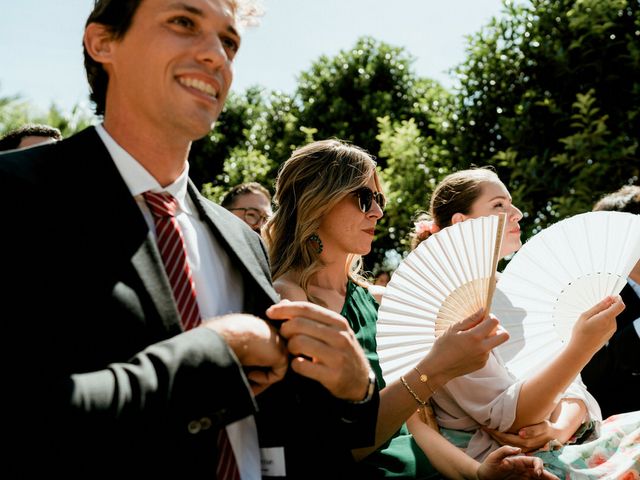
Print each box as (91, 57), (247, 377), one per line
(95, 124), (193, 214)
(628, 276), (640, 298)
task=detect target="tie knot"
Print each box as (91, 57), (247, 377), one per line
(144, 191), (178, 218)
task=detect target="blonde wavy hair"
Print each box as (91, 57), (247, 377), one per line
(264, 139), (378, 305)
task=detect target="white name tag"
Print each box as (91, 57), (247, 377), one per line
(260, 447), (286, 477)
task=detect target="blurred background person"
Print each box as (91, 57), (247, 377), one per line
(0, 123), (62, 151)
(582, 184), (640, 417)
(374, 270), (391, 287)
(222, 181), (272, 234)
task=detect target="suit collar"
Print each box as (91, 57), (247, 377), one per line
(188, 182), (279, 305)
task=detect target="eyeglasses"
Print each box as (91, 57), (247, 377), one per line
(352, 187), (386, 213)
(228, 207), (271, 227)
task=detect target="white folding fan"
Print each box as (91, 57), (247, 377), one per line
(376, 213), (506, 384)
(492, 211), (640, 379)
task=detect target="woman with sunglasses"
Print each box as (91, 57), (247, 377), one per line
(264, 139), (557, 479)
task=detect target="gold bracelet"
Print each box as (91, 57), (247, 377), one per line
(414, 366), (436, 395)
(400, 376), (427, 407)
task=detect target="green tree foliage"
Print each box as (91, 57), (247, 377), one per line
(450, 0), (640, 235)
(193, 87), (306, 201)
(189, 87), (268, 188)
(196, 37), (438, 209)
(296, 37), (436, 166)
(0, 88), (94, 138)
(375, 78), (454, 254)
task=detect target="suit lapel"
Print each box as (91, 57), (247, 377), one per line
(66, 127), (182, 334)
(187, 182), (279, 305)
(131, 233), (183, 335)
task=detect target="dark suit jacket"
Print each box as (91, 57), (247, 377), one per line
(582, 282), (640, 417)
(0, 128), (377, 479)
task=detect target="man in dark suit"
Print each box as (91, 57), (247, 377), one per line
(582, 185), (640, 417)
(0, 1), (510, 478)
(0, 0), (376, 477)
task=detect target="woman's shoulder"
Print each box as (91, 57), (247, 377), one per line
(273, 274), (307, 302)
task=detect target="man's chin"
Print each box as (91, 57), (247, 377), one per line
(190, 120), (216, 141)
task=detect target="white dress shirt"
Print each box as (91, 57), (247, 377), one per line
(96, 125), (260, 479)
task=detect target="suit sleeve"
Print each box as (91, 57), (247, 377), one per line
(62, 328), (257, 429)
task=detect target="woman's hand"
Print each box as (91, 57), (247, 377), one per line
(570, 295), (625, 353)
(477, 446), (559, 480)
(483, 422), (559, 453)
(424, 309), (509, 387)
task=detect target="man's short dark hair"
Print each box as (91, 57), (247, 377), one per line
(0, 124), (63, 151)
(221, 182), (271, 208)
(83, 0), (144, 117)
(593, 185), (640, 215)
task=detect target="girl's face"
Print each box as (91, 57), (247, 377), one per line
(456, 179), (523, 258)
(317, 174), (384, 257)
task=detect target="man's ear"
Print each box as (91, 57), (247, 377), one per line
(84, 23), (116, 66)
(451, 212), (468, 225)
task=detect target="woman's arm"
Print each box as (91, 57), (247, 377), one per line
(353, 311), (508, 459)
(408, 413), (480, 479)
(408, 415), (559, 480)
(510, 296), (623, 431)
(484, 398), (587, 451)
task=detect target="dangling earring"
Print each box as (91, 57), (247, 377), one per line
(309, 233), (323, 254)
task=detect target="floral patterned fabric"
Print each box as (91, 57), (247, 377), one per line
(441, 411), (640, 479)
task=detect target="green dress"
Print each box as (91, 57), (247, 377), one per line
(341, 280), (441, 479)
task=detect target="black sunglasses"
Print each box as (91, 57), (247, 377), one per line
(352, 187), (386, 213)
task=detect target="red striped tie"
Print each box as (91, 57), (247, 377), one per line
(143, 191), (241, 480)
(144, 191), (201, 330)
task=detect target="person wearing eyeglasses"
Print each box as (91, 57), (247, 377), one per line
(263, 139), (557, 480)
(221, 181), (273, 234)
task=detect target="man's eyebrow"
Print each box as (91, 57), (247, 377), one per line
(166, 2), (204, 16)
(166, 2), (241, 39)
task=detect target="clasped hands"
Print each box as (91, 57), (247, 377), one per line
(203, 300), (371, 398)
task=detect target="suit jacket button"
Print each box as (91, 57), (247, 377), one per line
(200, 417), (212, 430)
(187, 420), (201, 434)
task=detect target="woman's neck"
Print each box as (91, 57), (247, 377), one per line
(310, 255), (350, 293)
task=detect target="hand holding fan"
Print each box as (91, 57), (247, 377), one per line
(376, 213), (506, 384)
(492, 211), (640, 378)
